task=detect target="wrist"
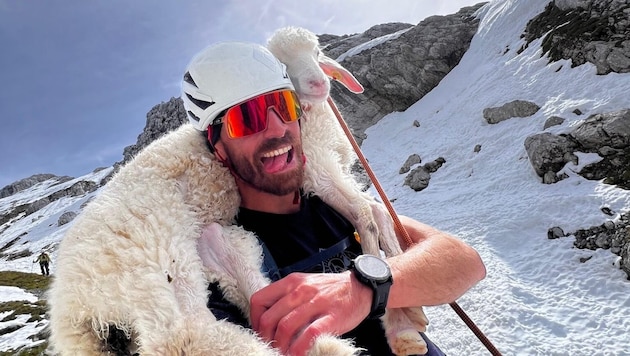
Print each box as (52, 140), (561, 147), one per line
(348, 270), (372, 318)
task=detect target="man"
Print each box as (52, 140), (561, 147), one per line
(182, 42), (486, 356)
(34, 251), (51, 276)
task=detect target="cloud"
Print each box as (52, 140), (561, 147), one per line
(0, 0), (484, 188)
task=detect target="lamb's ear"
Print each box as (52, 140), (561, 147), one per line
(319, 55), (364, 94)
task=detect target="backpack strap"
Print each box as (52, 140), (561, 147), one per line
(257, 235), (354, 282)
(258, 241), (283, 282)
(279, 236), (352, 277)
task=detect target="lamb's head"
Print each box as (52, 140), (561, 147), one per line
(267, 26), (363, 109)
(267, 27), (329, 106)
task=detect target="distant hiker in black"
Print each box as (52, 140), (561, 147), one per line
(34, 251), (51, 276)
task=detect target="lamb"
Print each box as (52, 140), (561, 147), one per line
(47, 125), (284, 355)
(266, 26), (393, 255)
(266, 26), (430, 356)
(47, 124), (359, 355)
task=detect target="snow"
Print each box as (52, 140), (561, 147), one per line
(0, 313), (47, 351)
(360, 0), (630, 354)
(0, 287), (46, 352)
(2, 0), (630, 354)
(335, 27), (413, 62)
(0, 287), (38, 303)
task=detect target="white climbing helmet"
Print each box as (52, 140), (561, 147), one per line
(182, 42), (295, 131)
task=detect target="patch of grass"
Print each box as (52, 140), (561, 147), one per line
(0, 300), (47, 323)
(0, 341), (48, 356)
(0, 271), (51, 355)
(0, 271), (51, 292)
(0, 271), (50, 322)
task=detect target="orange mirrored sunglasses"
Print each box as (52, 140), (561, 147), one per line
(208, 89), (302, 141)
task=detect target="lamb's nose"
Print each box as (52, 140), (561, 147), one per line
(308, 79), (327, 89)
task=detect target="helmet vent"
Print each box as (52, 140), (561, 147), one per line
(187, 110), (201, 122)
(185, 93), (214, 110)
(183, 71), (198, 87)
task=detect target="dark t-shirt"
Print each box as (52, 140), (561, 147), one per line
(236, 194), (361, 275)
(206, 195), (444, 356)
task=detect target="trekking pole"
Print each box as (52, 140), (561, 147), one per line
(327, 97), (503, 356)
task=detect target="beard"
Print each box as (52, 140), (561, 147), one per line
(224, 133), (304, 196)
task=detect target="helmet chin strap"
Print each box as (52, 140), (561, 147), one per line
(213, 149), (230, 169)
(214, 150), (242, 182)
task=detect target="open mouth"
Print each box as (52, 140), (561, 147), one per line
(260, 145), (295, 173)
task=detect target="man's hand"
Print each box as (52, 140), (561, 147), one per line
(250, 271), (372, 356)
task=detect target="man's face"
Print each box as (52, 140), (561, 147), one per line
(215, 107), (304, 196)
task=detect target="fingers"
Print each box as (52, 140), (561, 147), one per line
(251, 275), (318, 337)
(272, 299), (321, 353)
(250, 276), (290, 331)
(286, 314), (337, 356)
(260, 300), (337, 356)
(251, 272), (363, 355)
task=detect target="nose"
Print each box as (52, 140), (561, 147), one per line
(308, 78), (327, 90)
(265, 107), (289, 137)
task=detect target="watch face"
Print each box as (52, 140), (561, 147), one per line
(356, 255), (390, 280)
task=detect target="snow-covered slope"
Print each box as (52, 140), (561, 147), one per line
(361, 0), (630, 354)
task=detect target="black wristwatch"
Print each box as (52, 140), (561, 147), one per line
(352, 254), (393, 319)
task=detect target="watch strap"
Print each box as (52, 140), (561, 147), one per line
(369, 280), (390, 319)
(352, 255), (392, 319)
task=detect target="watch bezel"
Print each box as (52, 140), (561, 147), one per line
(354, 254), (392, 282)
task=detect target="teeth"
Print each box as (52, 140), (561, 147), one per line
(262, 145), (292, 158)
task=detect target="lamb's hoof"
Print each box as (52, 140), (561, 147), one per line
(403, 307), (429, 332)
(307, 334), (362, 356)
(389, 329), (428, 356)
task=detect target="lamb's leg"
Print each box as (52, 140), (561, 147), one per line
(356, 202), (429, 356)
(197, 223), (269, 313)
(305, 173), (429, 355)
(47, 314), (109, 355)
(403, 307), (429, 333)
(198, 223), (361, 356)
(381, 309), (429, 356)
(369, 199), (399, 255)
(371, 203), (430, 331)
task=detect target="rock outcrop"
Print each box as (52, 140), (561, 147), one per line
(325, 3), (486, 144)
(521, 0), (630, 74)
(525, 109), (630, 187)
(0, 174), (71, 199)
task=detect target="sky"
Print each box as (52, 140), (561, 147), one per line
(0, 0), (483, 189)
(2, 0), (630, 354)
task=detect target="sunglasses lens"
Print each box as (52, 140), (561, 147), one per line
(274, 90), (302, 122)
(224, 90), (302, 138)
